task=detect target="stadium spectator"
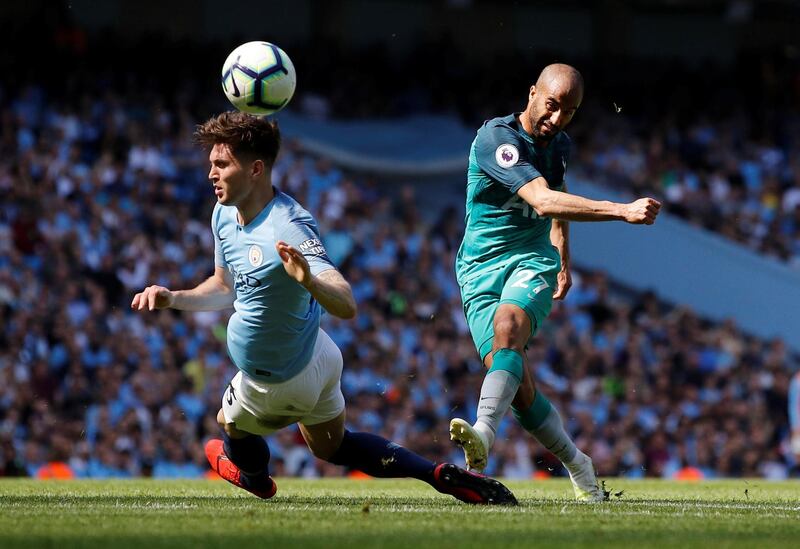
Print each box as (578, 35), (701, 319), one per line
(2, 51), (800, 480)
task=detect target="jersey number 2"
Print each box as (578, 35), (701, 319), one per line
(511, 270), (549, 294)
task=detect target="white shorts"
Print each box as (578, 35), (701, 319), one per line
(221, 328), (345, 436)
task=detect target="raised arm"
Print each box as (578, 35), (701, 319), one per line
(131, 267), (235, 312)
(275, 240), (357, 319)
(518, 177), (661, 224)
(305, 269), (358, 320)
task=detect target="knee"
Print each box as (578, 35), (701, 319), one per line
(493, 316), (524, 347)
(494, 316), (518, 337)
(312, 432), (347, 462)
(308, 429), (346, 462)
(493, 303), (532, 347)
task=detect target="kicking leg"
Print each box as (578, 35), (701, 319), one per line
(512, 385), (603, 501)
(451, 301), (603, 500)
(302, 412), (517, 505)
(451, 303), (527, 472)
(511, 360), (604, 501)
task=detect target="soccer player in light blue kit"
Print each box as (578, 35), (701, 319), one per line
(131, 112), (515, 504)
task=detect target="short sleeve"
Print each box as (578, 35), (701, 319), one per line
(474, 123), (542, 193)
(282, 219), (336, 277)
(212, 206), (227, 269)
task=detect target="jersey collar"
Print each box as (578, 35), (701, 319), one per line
(237, 186), (281, 230)
(509, 112), (536, 147)
(510, 112), (561, 151)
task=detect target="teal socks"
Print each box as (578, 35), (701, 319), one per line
(512, 391), (578, 464)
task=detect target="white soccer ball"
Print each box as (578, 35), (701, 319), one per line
(221, 41), (296, 116)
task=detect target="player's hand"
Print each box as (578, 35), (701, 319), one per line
(553, 267), (572, 300)
(131, 285), (175, 311)
(276, 241), (312, 288)
(623, 198), (661, 225)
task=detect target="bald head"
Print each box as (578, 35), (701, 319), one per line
(535, 63), (584, 100)
(522, 63), (584, 144)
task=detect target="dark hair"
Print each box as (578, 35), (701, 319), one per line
(194, 111), (281, 164)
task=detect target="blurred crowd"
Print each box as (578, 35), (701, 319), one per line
(567, 89), (800, 267)
(8, 11), (800, 263)
(296, 41), (800, 266)
(2, 75), (800, 481)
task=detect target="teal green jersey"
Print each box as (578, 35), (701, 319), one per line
(455, 113), (570, 284)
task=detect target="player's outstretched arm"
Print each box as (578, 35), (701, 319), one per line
(276, 241), (357, 319)
(130, 267), (235, 312)
(518, 177), (661, 224)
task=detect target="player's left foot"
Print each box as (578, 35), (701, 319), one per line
(205, 439), (277, 500)
(449, 418), (489, 473)
(432, 463), (518, 505)
(565, 451), (606, 502)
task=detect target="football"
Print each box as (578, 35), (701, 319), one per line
(221, 41), (296, 115)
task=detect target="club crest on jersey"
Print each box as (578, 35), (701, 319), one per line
(298, 238), (327, 257)
(248, 245), (263, 267)
(495, 144), (519, 168)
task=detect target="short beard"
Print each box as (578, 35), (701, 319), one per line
(530, 114), (557, 143)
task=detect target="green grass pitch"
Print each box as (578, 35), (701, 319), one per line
(1, 478), (799, 548)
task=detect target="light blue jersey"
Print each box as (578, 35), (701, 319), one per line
(213, 188), (335, 383)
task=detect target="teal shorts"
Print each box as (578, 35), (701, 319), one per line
(459, 255), (558, 361)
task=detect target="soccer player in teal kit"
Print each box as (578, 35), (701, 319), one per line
(132, 111), (516, 505)
(449, 64), (661, 501)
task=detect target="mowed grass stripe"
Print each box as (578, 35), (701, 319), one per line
(1, 479), (799, 549)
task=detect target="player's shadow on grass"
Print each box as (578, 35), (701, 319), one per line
(270, 495), (480, 506)
(3, 494), (466, 508)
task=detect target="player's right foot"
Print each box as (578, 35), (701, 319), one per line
(449, 418), (489, 472)
(565, 451), (605, 502)
(432, 463), (517, 505)
(205, 439), (277, 500)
